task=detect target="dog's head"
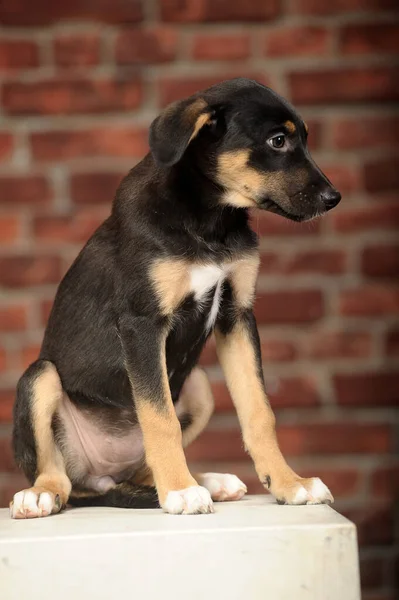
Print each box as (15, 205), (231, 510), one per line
(149, 78), (341, 222)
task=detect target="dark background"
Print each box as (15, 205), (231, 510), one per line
(0, 1), (398, 597)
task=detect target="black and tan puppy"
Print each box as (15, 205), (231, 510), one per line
(11, 78), (340, 518)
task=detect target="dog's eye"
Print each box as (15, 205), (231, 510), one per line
(268, 134), (286, 149)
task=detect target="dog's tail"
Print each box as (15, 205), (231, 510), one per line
(68, 482), (159, 509)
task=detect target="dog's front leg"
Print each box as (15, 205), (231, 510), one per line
(215, 311), (334, 505)
(118, 314), (214, 514)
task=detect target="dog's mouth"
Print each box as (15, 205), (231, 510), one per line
(257, 197), (326, 223)
(257, 198), (304, 222)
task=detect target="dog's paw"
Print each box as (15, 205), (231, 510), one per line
(273, 477), (334, 505)
(199, 473), (247, 502)
(10, 487), (61, 519)
(163, 485), (214, 515)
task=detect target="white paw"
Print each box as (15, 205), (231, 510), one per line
(200, 473), (247, 502)
(10, 488), (59, 519)
(163, 485), (214, 515)
(287, 478), (334, 505)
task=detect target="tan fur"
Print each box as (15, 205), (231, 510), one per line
(217, 150), (290, 207)
(188, 112), (211, 143)
(131, 368), (214, 489)
(136, 402), (197, 503)
(230, 253), (260, 308)
(184, 98), (211, 143)
(215, 322), (300, 498)
(28, 363), (71, 505)
(150, 258), (190, 315)
(185, 98), (208, 121)
(130, 343), (197, 505)
(284, 120), (296, 134)
(179, 368), (214, 447)
(304, 122), (309, 134)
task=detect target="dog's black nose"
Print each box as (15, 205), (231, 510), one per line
(321, 188), (341, 210)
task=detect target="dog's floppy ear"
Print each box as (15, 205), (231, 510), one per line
(149, 97), (213, 167)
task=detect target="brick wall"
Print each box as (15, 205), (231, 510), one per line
(0, 0), (398, 596)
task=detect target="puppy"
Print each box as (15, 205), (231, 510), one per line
(11, 78), (340, 518)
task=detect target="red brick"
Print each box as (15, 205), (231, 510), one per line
(0, 175), (52, 207)
(305, 120), (323, 151)
(116, 27), (178, 65)
(20, 344), (41, 370)
(264, 26), (331, 57)
(332, 202), (399, 233)
(70, 172), (124, 205)
(210, 381), (232, 411)
(212, 376), (319, 411)
(332, 116), (399, 150)
(199, 337), (217, 366)
(320, 163), (362, 194)
(0, 348), (6, 373)
(0, 305), (27, 332)
(186, 428), (245, 461)
(266, 376), (319, 408)
(385, 329), (399, 356)
(364, 157), (399, 193)
(362, 244), (399, 278)
(254, 290), (324, 324)
(260, 340), (297, 362)
(0, 0), (142, 26)
(291, 0), (397, 15)
(2, 78), (143, 116)
(278, 423), (392, 456)
(0, 436), (18, 472)
(360, 557), (385, 590)
(289, 67), (399, 105)
(159, 73), (269, 106)
(340, 23), (399, 56)
(0, 256), (63, 288)
(305, 331), (372, 359)
(192, 33), (251, 61)
(344, 504), (394, 546)
(54, 33), (100, 68)
(31, 127), (148, 161)
(260, 249), (346, 275)
(340, 286), (399, 317)
(187, 422), (392, 461)
(160, 0), (280, 22)
(200, 337), (297, 365)
(0, 215), (22, 245)
(33, 211), (107, 244)
(0, 390), (14, 423)
(0, 132), (13, 160)
(334, 371), (399, 407)
(371, 465), (399, 499)
(41, 299), (53, 325)
(252, 212), (321, 236)
(0, 40), (39, 71)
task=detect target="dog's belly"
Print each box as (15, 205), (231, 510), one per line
(57, 394), (145, 485)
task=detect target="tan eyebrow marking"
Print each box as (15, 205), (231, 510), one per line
(284, 120), (296, 134)
(304, 122), (309, 134)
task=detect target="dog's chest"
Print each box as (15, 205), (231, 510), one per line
(188, 263), (227, 330)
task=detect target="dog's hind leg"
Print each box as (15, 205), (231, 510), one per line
(10, 360), (72, 519)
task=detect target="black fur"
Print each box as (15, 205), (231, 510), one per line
(13, 360), (48, 483)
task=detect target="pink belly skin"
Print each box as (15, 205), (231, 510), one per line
(58, 395), (145, 487)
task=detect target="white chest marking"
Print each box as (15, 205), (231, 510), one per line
(189, 264), (227, 330)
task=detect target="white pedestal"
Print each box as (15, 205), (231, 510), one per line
(0, 495), (360, 600)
